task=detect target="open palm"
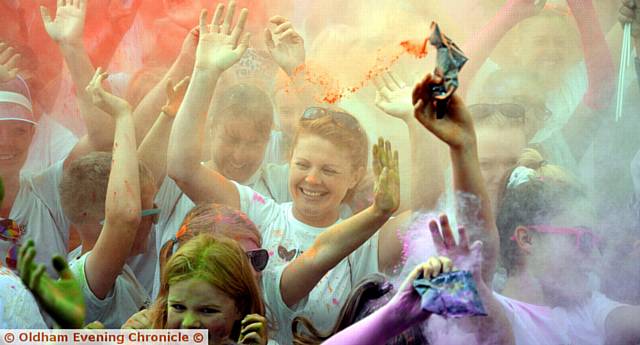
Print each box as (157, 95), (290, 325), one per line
(265, 16), (305, 75)
(41, 0), (87, 45)
(18, 241), (85, 329)
(374, 71), (413, 121)
(194, 3), (250, 73)
(372, 138), (400, 215)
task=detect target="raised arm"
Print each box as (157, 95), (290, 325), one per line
(83, 69), (141, 299)
(132, 26), (198, 144)
(167, 2), (249, 207)
(322, 257), (452, 345)
(138, 77), (189, 188)
(459, 0), (545, 93)
(413, 72), (498, 285)
(40, 0), (116, 161)
(279, 139), (399, 307)
(374, 70), (445, 211)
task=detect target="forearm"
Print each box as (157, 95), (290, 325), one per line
(280, 206), (390, 306)
(133, 54), (194, 144)
(567, 0), (615, 110)
(59, 43), (115, 151)
(459, 3), (524, 91)
(323, 303), (410, 345)
(138, 112), (174, 188)
(450, 143), (498, 284)
(168, 68), (219, 183)
(105, 110), (141, 226)
(408, 118), (444, 210)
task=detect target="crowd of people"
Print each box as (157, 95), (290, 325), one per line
(1, 0), (640, 344)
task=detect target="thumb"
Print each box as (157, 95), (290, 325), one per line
(40, 6), (53, 25)
(264, 28), (275, 50)
(52, 255), (74, 280)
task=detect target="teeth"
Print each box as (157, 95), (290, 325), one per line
(301, 188), (325, 197)
(0, 154), (16, 160)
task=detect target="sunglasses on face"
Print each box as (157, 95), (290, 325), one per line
(246, 248), (269, 272)
(469, 103), (526, 121)
(513, 225), (604, 254)
(301, 107), (362, 132)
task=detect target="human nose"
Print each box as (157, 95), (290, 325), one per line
(304, 168), (321, 184)
(181, 312), (202, 329)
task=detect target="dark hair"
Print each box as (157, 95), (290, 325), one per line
(496, 171), (585, 275)
(292, 274), (428, 345)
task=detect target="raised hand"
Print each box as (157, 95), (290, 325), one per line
(194, 1), (250, 73)
(18, 240), (85, 329)
(372, 138), (400, 215)
(40, 0), (87, 46)
(238, 314), (268, 345)
(429, 214), (483, 277)
(265, 16), (305, 75)
(86, 68), (132, 117)
(374, 71), (413, 121)
(387, 256), (454, 326)
(0, 42), (20, 83)
(412, 71), (476, 150)
(162, 76), (191, 117)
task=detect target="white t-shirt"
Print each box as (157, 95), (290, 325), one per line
(70, 251), (150, 329)
(151, 163), (291, 299)
(3, 160), (70, 275)
(0, 266), (47, 329)
(235, 183), (380, 345)
(495, 291), (626, 345)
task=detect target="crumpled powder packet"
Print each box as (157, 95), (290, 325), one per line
(412, 270), (487, 318)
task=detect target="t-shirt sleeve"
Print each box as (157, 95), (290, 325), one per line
(589, 291), (627, 337)
(234, 181), (281, 230)
(261, 264), (295, 335)
(70, 252), (116, 323)
(28, 159), (70, 239)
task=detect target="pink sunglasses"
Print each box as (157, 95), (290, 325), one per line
(511, 225), (604, 253)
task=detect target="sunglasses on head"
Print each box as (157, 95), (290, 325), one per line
(511, 225), (603, 254)
(301, 107), (362, 132)
(246, 248), (269, 272)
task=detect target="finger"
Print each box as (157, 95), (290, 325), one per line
(458, 226), (470, 251)
(280, 28), (301, 44)
(175, 76), (190, 92)
(240, 321), (264, 335)
(221, 0), (236, 34)
(393, 150), (399, 173)
(0, 46), (14, 63)
(29, 264), (46, 290)
(389, 70), (406, 88)
(211, 3), (225, 28)
(372, 143), (381, 176)
(429, 219), (446, 252)
(274, 21), (293, 35)
(241, 314), (266, 324)
(230, 8), (249, 44)
(264, 28), (275, 50)
(534, 0), (546, 11)
(5, 54), (20, 70)
(269, 15), (288, 25)
(165, 78), (175, 98)
(233, 32), (250, 56)
(382, 72), (398, 91)
(440, 214), (455, 249)
(199, 9), (208, 35)
(52, 255), (74, 280)
(427, 256), (442, 278)
(78, 0), (87, 10)
(384, 140), (392, 167)
(239, 332), (262, 344)
(21, 247), (36, 283)
(57, 0), (64, 9)
(439, 256), (453, 273)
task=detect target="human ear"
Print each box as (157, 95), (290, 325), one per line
(514, 226), (533, 254)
